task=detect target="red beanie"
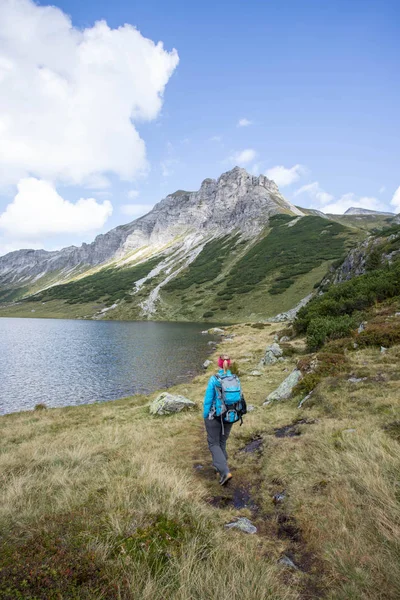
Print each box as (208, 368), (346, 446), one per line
(218, 356), (231, 368)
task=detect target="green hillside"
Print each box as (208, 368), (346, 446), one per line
(0, 215), (362, 322)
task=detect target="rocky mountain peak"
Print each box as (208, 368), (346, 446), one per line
(344, 207), (394, 216)
(0, 166), (303, 288)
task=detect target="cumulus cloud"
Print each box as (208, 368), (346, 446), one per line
(230, 148), (258, 165)
(293, 181), (334, 205)
(237, 118), (252, 127)
(0, 178), (112, 239)
(120, 203), (154, 218)
(323, 194), (385, 215)
(391, 186), (400, 212)
(0, 0), (179, 187)
(266, 164), (305, 188)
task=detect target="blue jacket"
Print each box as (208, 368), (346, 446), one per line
(203, 369), (232, 418)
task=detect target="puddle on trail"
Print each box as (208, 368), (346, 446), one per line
(207, 483), (259, 513)
(240, 437), (264, 453)
(274, 419), (315, 438)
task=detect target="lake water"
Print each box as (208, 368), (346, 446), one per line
(0, 318), (217, 416)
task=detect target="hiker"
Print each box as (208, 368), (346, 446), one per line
(203, 354), (246, 486)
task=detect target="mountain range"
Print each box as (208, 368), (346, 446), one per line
(0, 167), (398, 322)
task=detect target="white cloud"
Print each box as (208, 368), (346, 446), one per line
(0, 0), (179, 187)
(266, 164), (305, 188)
(127, 190), (140, 199)
(230, 148), (258, 165)
(391, 186), (400, 212)
(0, 178), (112, 239)
(323, 194), (384, 215)
(120, 203), (154, 218)
(237, 118), (252, 127)
(209, 135), (222, 142)
(294, 181), (334, 205)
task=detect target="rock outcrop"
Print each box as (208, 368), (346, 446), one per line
(149, 392), (196, 415)
(0, 167), (304, 289)
(264, 369), (302, 403)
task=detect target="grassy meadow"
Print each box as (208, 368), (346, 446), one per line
(1, 320), (400, 599)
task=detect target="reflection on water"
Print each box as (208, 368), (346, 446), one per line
(0, 318), (216, 415)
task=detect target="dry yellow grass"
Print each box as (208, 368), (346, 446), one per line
(1, 322), (400, 599)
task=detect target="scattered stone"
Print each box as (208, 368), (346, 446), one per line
(208, 327), (224, 334)
(247, 404), (256, 412)
(207, 340), (216, 346)
(357, 321), (367, 334)
(353, 342), (359, 349)
(193, 464), (204, 471)
(149, 392), (196, 415)
(278, 555), (300, 570)
(225, 517), (257, 534)
(264, 369), (302, 403)
(279, 336), (290, 342)
(201, 330), (209, 335)
(31, 309), (35, 313)
(381, 346), (387, 353)
(348, 376), (368, 383)
(223, 337), (234, 343)
(263, 400), (272, 407)
(395, 312), (400, 317)
(262, 342), (283, 365)
(298, 390), (313, 409)
(273, 490), (286, 504)
(249, 370), (262, 377)
(342, 428), (356, 434)
(203, 360), (212, 369)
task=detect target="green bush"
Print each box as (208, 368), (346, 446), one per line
(202, 311), (214, 318)
(357, 323), (400, 348)
(306, 315), (358, 351)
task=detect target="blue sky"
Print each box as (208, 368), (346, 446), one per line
(0, 0), (399, 255)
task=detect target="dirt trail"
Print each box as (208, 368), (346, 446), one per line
(192, 422), (326, 599)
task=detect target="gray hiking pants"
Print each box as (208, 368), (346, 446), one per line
(204, 418), (233, 476)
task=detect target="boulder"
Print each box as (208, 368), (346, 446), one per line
(264, 369), (302, 403)
(149, 392), (196, 415)
(263, 342), (283, 365)
(208, 327), (225, 334)
(203, 360), (212, 369)
(225, 517), (257, 534)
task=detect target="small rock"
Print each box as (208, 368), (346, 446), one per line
(223, 337), (234, 343)
(264, 369), (302, 403)
(149, 392), (196, 415)
(225, 517), (257, 534)
(249, 370), (262, 377)
(247, 404), (256, 412)
(207, 340), (216, 346)
(342, 428), (356, 434)
(201, 330), (209, 335)
(208, 327), (225, 334)
(31, 309), (35, 313)
(263, 342), (283, 365)
(348, 376), (367, 383)
(298, 390), (313, 408)
(357, 322), (367, 334)
(273, 491), (286, 504)
(278, 555), (299, 570)
(395, 312), (400, 317)
(353, 342), (359, 349)
(203, 360), (212, 369)
(381, 346), (387, 353)
(279, 336), (290, 342)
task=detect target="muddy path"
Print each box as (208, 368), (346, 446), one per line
(192, 421), (326, 599)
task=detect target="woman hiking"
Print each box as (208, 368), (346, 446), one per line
(203, 354), (243, 486)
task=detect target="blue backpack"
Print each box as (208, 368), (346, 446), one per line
(215, 373), (247, 425)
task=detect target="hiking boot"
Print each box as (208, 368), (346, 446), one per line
(219, 472), (232, 486)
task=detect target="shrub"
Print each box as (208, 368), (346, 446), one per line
(202, 311), (214, 318)
(306, 315), (358, 351)
(34, 403), (47, 411)
(357, 323), (400, 348)
(293, 373), (322, 396)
